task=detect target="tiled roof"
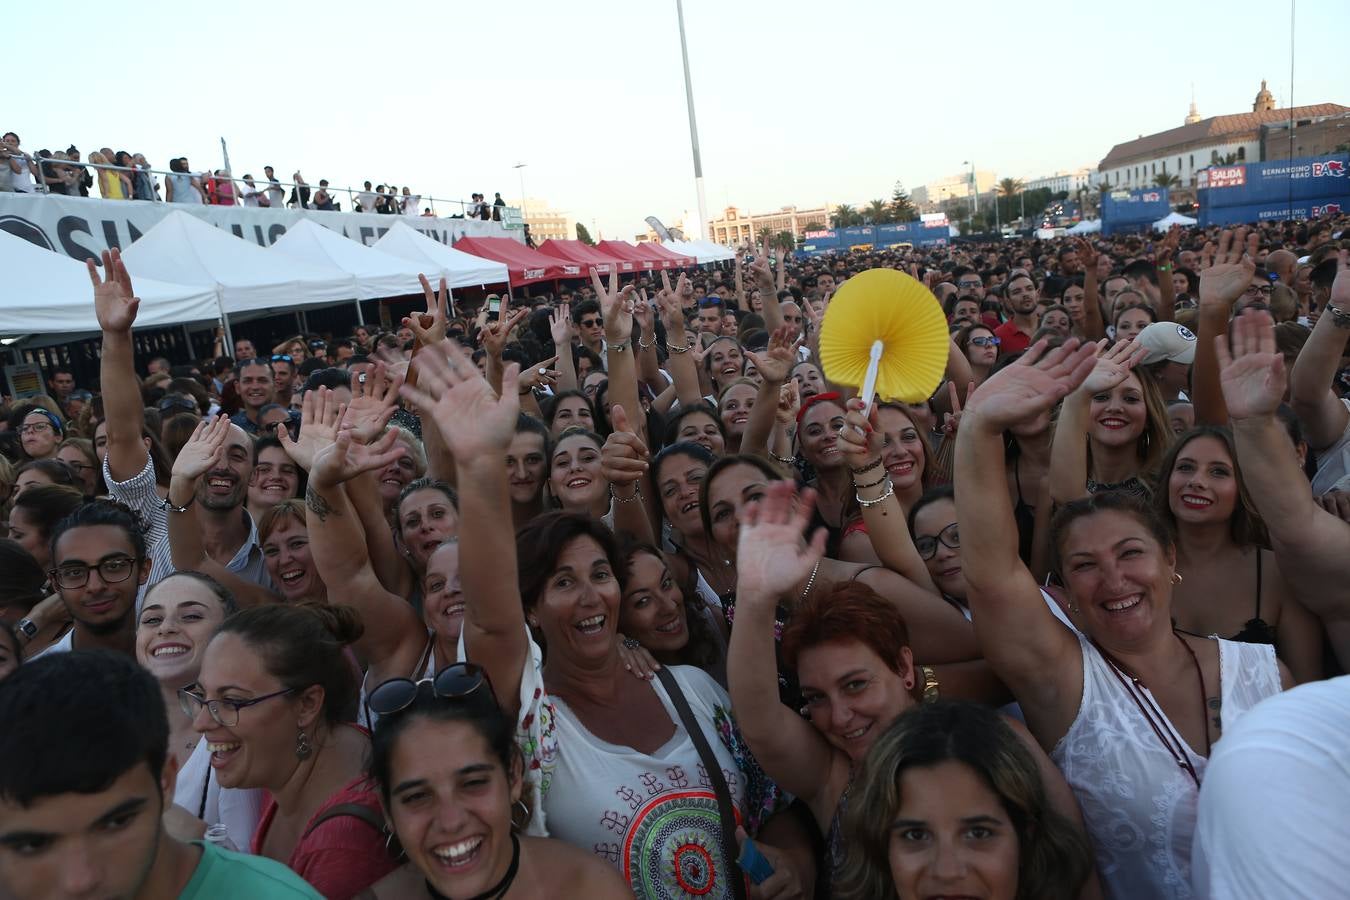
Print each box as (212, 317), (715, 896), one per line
(1099, 104), (1350, 168)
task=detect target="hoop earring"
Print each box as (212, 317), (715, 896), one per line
(511, 799), (531, 833)
(1172, 572), (1183, 585)
(295, 729), (313, 760)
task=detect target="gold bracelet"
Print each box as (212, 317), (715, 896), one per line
(768, 451), (796, 465)
(667, 340), (696, 355)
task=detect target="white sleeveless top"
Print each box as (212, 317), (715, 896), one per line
(1052, 632), (1281, 900)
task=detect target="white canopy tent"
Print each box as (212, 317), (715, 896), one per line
(120, 210), (359, 353)
(665, 239), (735, 264)
(374, 222), (509, 288)
(1153, 211), (1198, 230)
(1066, 219), (1103, 235)
(0, 229), (218, 337)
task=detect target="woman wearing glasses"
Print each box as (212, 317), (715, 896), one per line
(56, 437), (102, 498)
(359, 665), (630, 899)
(955, 323), (1000, 387)
(135, 571), (265, 850)
(16, 406), (64, 461)
(188, 603), (400, 899)
(401, 340), (813, 898)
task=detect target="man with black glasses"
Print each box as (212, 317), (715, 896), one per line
(571, 298), (606, 357)
(0, 651), (322, 899)
(24, 500), (150, 659)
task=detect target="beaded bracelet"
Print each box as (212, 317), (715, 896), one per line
(610, 485), (643, 504)
(853, 471), (888, 490)
(769, 451), (796, 465)
(849, 458), (882, 476)
(857, 480), (895, 508)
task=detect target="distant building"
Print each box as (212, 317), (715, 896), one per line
(912, 170), (997, 212)
(522, 197), (570, 244)
(707, 204), (833, 247)
(1262, 111), (1350, 161)
(1097, 81), (1348, 189)
(1024, 168), (1093, 196)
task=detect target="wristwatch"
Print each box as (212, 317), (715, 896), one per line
(16, 618), (39, 643)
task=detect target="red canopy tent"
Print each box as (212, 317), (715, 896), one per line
(643, 242), (695, 268)
(453, 236), (575, 286)
(596, 240), (660, 272)
(536, 239), (623, 276)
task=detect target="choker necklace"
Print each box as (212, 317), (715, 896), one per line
(425, 833), (520, 900)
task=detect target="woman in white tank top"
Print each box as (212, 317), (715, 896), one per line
(954, 339), (1289, 900)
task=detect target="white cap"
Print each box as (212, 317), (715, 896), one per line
(1136, 322), (1197, 366)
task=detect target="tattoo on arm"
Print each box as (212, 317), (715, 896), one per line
(305, 485), (337, 522)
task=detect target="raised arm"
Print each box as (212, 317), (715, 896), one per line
(1220, 309), (1350, 667)
(656, 272), (703, 408)
(727, 481), (844, 814)
(1193, 228), (1255, 425)
(165, 416), (278, 608)
(1288, 249), (1350, 450)
(594, 268), (643, 444)
(1048, 340), (1144, 505)
(481, 300), (529, 400)
(1074, 238), (1106, 342)
(750, 240), (783, 335)
(836, 399), (937, 593)
(549, 303), (579, 393)
(89, 250), (148, 481)
(1153, 226), (1180, 324)
(306, 428), (426, 672)
(406, 275), (458, 484)
(957, 339), (1098, 743)
(741, 326), (799, 460)
(601, 405), (656, 544)
(401, 339), (530, 719)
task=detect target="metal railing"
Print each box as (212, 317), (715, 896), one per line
(13, 153), (521, 222)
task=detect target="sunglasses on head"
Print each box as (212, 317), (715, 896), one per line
(366, 662), (496, 722)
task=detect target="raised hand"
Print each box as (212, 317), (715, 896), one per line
(1199, 227), (1255, 310)
(838, 397), (881, 469)
(1072, 237), (1098, 273)
(343, 362), (402, 444)
(745, 325), (801, 384)
(516, 355), (560, 393)
(88, 248), (140, 333)
(405, 274), (450, 345)
(311, 427), (407, 489)
(775, 379), (801, 427)
(400, 338), (520, 460)
(1329, 248), (1350, 311)
(963, 339), (1099, 434)
(591, 267), (635, 343)
(481, 299), (528, 359)
(1216, 309), (1286, 421)
(656, 272), (687, 333)
(736, 480), (827, 603)
(549, 302), (574, 346)
(1076, 339), (1147, 396)
(941, 380), (974, 438)
(1155, 224), (1182, 266)
(171, 415), (231, 481)
(278, 386), (343, 471)
(748, 240), (775, 293)
(632, 287), (654, 335)
(600, 404), (649, 488)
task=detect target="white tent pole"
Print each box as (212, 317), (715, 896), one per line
(215, 287), (234, 356)
(354, 298), (366, 326)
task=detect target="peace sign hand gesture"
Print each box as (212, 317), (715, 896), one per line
(88, 248), (140, 333)
(591, 267), (635, 343)
(405, 274), (450, 345)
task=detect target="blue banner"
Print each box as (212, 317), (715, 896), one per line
(1198, 197), (1346, 227)
(840, 225), (876, 248)
(1198, 154), (1350, 209)
(1102, 189), (1170, 236)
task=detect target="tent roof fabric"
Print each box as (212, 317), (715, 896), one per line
(373, 222), (510, 289)
(1066, 219), (1102, 234)
(641, 242), (695, 268)
(452, 236), (573, 286)
(120, 211), (356, 315)
(535, 239), (623, 276)
(1153, 211), (1198, 229)
(270, 220), (428, 300)
(0, 229), (221, 335)
(664, 240), (734, 264)
(595, 240), (675, 272)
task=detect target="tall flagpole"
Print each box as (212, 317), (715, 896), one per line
(676, 0), (709, 242)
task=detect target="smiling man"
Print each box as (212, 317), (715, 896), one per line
(230, 359), (279, 435)
(0, 651), (321, 900)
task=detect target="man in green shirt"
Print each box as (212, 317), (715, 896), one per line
(0, 651), (322, 899)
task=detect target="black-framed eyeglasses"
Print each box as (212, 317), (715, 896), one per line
(62, 460), (93, 473)
(957, 280), (983, 289)
(1244, 284), (1273, 296)
(178, 685), (298, 728)
(367, 663), (495, 722)
(19, 422), (54, 434)
(48, 555), (140, 589)
(914, 522), (960, 560)
(270, 354), (293, 363)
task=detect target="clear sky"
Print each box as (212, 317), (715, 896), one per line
(6, 0), (1345, 239)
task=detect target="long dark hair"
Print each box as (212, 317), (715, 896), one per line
(837, 701), (1092, 900)
(619, 542), (722, 674)
(515, 512), (623, 615)
(1153, 425), (1267, 548)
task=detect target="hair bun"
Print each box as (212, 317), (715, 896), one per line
(298, 601), (365, 647)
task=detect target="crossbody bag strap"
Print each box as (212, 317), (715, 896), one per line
(655, 666), (747, 900)
(303, 802), (386, 840)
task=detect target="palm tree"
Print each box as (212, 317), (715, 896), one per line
(996, 177), (1025, 198)
(1153, 172), (1181, 190)
(831, 204), (857, 228)
(865, 199), (890, 224)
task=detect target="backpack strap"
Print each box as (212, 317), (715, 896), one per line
(303, 802), (385, 840)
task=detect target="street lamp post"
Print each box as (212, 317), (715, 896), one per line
(513, 162), (528, 221)
(676, 0), (709, 240)
(962, 160), (977, 234)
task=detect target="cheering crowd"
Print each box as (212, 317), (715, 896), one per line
(1, 214), (1349, 900)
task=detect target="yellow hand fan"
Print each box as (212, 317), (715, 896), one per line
(818, 268), (949, 412)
